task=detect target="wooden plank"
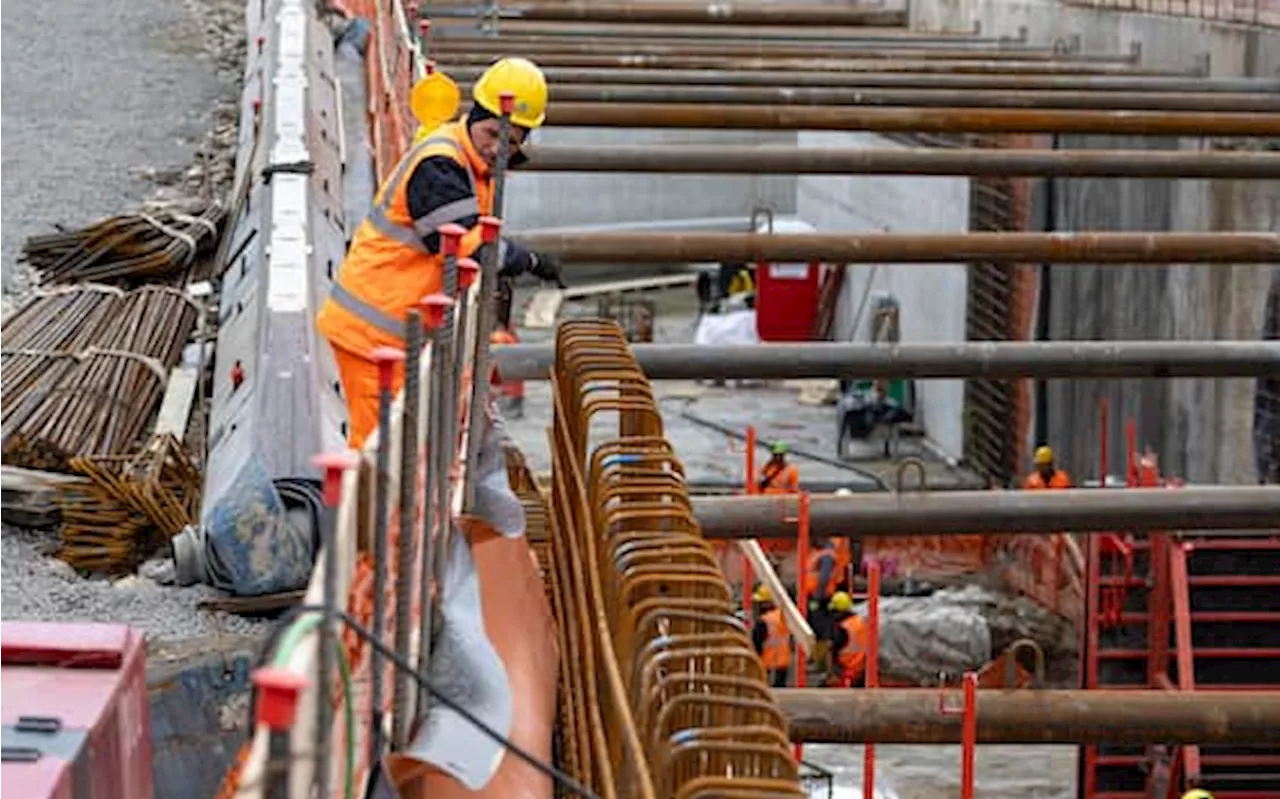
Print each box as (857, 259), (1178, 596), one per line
(522, 272), (701, 329)
(153, 365), (200, 442)
(736, 538), (816, 654)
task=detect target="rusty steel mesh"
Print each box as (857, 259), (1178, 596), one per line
(527, 318), (804, 799)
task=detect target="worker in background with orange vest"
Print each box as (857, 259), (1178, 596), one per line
(316, 57), (564, 448)
(1024, 445), (1072, 490)
(826, 591), (868, 688)
(750, 585), (793, 688)
(757, 441), (800, 494)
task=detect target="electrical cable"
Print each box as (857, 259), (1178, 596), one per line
(269, 604), (606, 799)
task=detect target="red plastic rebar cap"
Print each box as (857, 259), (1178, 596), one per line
(311, 450), (359, 506)
(438, 223), (467, 256)
(456, 258), (481, 290)
(251, 667), (309, 730)
(499, 92), (516, 115)
(371, 346), (406, 391)
(479, 216), (502, 244)
(424, 59), (435, 76)
(418, 18), (430, 36)
(418, 292), (455, 330)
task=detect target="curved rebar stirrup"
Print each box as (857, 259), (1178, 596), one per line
(895, 455), (930, 493)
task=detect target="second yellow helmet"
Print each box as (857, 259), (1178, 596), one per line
(473, 57), (548, 129)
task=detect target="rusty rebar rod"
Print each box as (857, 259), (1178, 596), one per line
(540, 103), (1280, 136)
(447, 65), (1276, 93)
(776, 689), (1280, 745)
(428, 1), (906, 26)
(518, 145), (1280, 178)
(492, 341), (1280, 382)
(690, 487), (1280, 538)
(439, 53), (1169, 75)
(431, 39), (1133, 63)
(528, 84), (1280, 112)
(509, 231), (1280, 265)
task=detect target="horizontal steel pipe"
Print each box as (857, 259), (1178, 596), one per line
(431, 22), (1012, 45)
(543, 103), (1280, 136)
(438, 53), (1166, 75)
(776, 688), (1280, 745)
(435, 2), (906, 25)
(492, 341), (1280, 382)
(509, 232), (1280, 265)
(430, 39), (1130, 63)
(519, 145), (1280, 179)
(447, 65), (1275, 93)
(691, 487), (1280, 538)
(533, 84), (1280, 112)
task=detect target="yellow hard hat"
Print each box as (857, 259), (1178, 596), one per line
(1034, 445), (1054, 466)
(472, 57), (548, 129)
(1180, 791), (1214, 799)
(752, 585), (773, 604)
(409, 70), (462, 131)
(828, 591), (854, 613)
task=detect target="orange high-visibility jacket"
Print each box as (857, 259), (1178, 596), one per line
(758, 462), (800, 494)
(805, 543), (851, 598)
(760, 608), (792, 670)
(836, 614), (868, 682)
(317, 120), (492, 357)
(1024, 469), (1072, 490)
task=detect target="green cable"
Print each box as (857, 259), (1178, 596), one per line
(273, 615), (356, 799)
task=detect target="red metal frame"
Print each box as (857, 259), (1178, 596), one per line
(863, 560), (881, 799)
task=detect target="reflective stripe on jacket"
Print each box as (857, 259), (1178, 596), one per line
(761, 609), (792, 670)
(317, 120), (493, 357)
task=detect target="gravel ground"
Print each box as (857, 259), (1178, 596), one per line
(1, 0), (255, 646)
(0, 0), (240, 305)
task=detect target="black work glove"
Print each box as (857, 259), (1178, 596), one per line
(529, 251), (566, 289)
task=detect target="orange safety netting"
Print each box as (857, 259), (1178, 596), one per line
(340, 0), (419, 182)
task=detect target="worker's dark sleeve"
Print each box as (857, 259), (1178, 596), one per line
(752, 618), (768, 655)
(832, 624), (848, 656)
(816, 552), (835, 598)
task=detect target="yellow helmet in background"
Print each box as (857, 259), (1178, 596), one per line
(752, 585), (773, 604)
(1180, 790), (1214, 799)
(828, 591), (854, 613)
(473, 57), (548, 129)
(1034, 445), (1055, 466)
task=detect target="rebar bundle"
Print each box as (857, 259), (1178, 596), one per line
(1, 285), (200, 471)
(56, 434), (203, 572)
(19, 204), (225, 287)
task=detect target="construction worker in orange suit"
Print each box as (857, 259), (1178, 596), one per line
(757, 441), (800, 494)
(750, 585), (793, 688)
(1024, 445), (1072, 489)
(316, 57), (564, 448)
(826, 591), (868, 688)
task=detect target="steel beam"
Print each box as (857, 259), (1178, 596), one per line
(492, 341), (1280, 382)
(447, 65), (1278, 93)
(775, 689), (1280, 745)
(429, 2), (906, 25)
(509, 231), (1280, 265)
(690, 488), (1280, 538)
(524, 85), (1280, 112)
(519, 145), (1280, 178)
(439, 53), (1168, 75)
(430, 39), (1132, 63)
(430, 22), (1013, 45)
(541, 103), (1280, 136)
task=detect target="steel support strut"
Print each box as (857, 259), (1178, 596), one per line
(492, 341), (1280, 382)
(776, 688), (1280, 745)
(691, 488), (1280, 538)
(427, 1), (906, 26)
(509, 232), (1280, 265)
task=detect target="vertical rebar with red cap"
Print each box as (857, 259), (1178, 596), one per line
(793, 490), (811, 763)
(462, 217), (504, 515)
(309, 449), (360, 799)
(961, 671), (978, 799)
(393, 309), (425, 749)
(433, 223), (467, 590)
(415, 292), (455, 716)
(368, 346), (405, 765)
(252, 667), (309, 799)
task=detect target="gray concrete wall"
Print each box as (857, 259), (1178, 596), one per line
(912, 0), (1280, 484)
(505, 128), (798, 232)
(797, 131), (972, 459)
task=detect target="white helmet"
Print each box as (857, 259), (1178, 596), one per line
(834, 488), (854, 497)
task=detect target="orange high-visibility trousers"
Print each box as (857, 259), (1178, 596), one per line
(332, 344), (406, 450)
